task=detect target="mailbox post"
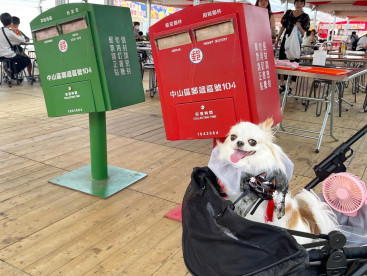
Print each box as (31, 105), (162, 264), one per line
(31, 3), (146, 198)
(149, 3), (282, 141)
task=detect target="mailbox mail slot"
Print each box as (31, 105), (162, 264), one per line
(31, 3), (144, 117)
(150, 3), (282, 140)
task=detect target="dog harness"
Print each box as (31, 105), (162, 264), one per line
(232, 172), (278, 222)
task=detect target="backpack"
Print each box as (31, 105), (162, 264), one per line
(352, 36), (360, 51)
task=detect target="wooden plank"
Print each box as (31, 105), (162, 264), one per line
(0, 159), (39, 178)
(152, 249), (188, 276)
(12, 132), (91, 162)
(0, 191), (98, 250)
(122, 226), (182, 275)
(129, 151), (209, 197)
(0, 165), (64, 195)
(78, 217), (180, 276)
(124, 120), (164, 138)
(0, 260), (30, 276)
(0, 123), (68, 148)
(23, 195), (165, 275)
(0, 184), (68, 222)
(0, 190), (143, 260)
(106, 113), (149, 132)
(0, 163), (51, 184)
(2, 127), (84, 153)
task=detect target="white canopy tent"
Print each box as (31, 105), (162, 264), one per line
(0, 0), (364, 37)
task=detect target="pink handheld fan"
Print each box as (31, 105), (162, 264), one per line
(322, 172), (367, 217)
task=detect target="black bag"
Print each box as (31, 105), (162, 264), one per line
(352, 36), (360, 51)
(182, 167), (313, 276)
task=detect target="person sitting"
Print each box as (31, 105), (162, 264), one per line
(0, 13), (30, 80)
(133, 21), (143, 41)
(11, 16), (33, 79)
(302, 30), (316, 54)
(356, 34), (367, 52)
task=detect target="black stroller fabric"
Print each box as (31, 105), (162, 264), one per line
(182, 166), (312, 276)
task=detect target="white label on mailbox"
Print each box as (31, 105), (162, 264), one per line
(189, 48), (203, 64)
(58, 40), (68, 52)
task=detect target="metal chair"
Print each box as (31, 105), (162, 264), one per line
(0, 57), (14, 87)
(143, 63), (158, 98)
(27, 50), (38, 85)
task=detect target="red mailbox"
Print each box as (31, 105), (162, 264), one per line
(149, 3), (281, 140)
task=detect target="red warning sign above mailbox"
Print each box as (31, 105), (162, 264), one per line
(150, 3), (281, 140)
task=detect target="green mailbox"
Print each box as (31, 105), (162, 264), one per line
(30, 3), (146, 198)
(31, 3), (144, 116)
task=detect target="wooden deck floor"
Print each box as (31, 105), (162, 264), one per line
(0, 75), (366, 275)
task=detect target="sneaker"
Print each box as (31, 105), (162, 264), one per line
(287, 87), (292, 95)
(279, 85), (286, 94)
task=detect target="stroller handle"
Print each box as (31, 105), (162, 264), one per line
(308, 246), (367, 262)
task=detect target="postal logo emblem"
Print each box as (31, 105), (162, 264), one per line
(58, 40), (68, 52)
(189, 48), (203, 64)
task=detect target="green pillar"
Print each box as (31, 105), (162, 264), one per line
(49, 110), (146, 198)
(89, 112), (108, 180)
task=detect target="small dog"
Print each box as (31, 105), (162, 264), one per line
(208, 118), (337, 244)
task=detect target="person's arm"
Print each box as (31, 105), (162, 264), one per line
(311, 34), (316, 44)
(296, 22), (306, 36)
(20, 30), (30, 42)
(7, 29), (25, 45)
(297, 14), (310, 37)
(275, 26), (285, 48)
(270, 15), (276, 39)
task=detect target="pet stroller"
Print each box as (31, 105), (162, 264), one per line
(182, 125), (367, 276)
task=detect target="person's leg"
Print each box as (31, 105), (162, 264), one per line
(27, 63), (32, 76)
(278, 37), (287, 92)
(10, 54), (31, 79)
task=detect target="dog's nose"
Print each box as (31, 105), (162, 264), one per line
(237, 140), (244, 147)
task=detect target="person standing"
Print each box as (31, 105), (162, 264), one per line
(275, 0), (310, 93)
(0, 13), (30, 80)
(348, 31), (358, 45)
(255, 0), (276, 39)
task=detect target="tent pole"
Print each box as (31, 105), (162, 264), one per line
(345, 17), (349, 44)
(313, 6), (317, 30)
(147, 0), (151, 28)
(331, 14), (336, 42)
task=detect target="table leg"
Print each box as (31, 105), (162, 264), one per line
(279, 76), (291, 131)
(315, 80), (338, 152)
(329, 80), (338, 142)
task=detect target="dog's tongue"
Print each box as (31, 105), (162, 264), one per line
(230, 150), (248, 163)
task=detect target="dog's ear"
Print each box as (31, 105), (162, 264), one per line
(258, 118), (273, 130)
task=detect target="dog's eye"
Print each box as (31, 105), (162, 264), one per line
(248, 139), (257, 146)
(230, 134), (237, 141)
